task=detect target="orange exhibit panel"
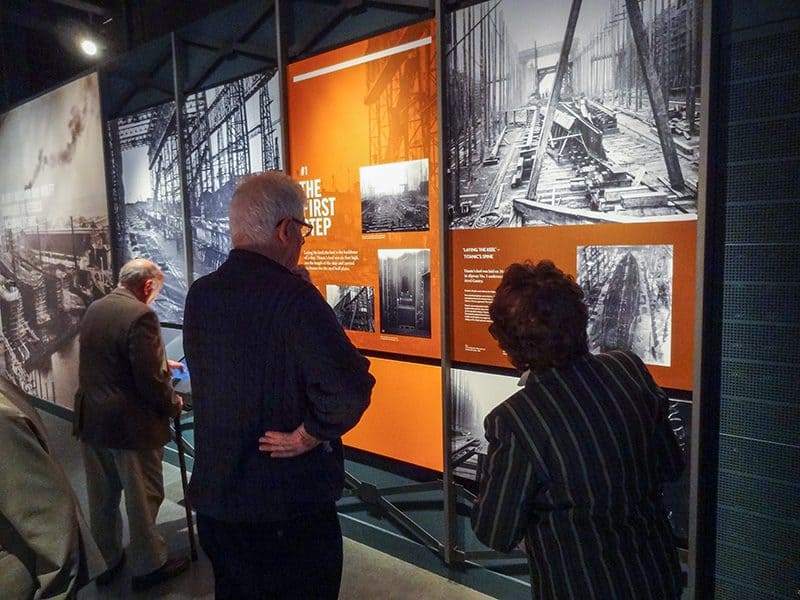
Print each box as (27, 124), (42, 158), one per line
(441, 1), (706, 394)
(287, 20), (440, 360)
(450, 220), (697, 391)
(343, 357), (443, 472)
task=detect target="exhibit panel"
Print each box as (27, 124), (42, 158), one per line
(449, 221), (696, 390)
(442, 0), (706, 560)
(185, 70), (284, 280)
(287, 20), (441, 359)
(450, 365), (692, 543)
(107, 101), (189, 324)
(442, 0), (704, 392)
(343, 356), (443, 472)
(0, 73), (113, 408)
(450, 367), (521, 481)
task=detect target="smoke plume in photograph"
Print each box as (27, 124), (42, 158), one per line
(360, 159), (429, 233)
(378, 249), (431, 338)
(0, 73), (112, 408)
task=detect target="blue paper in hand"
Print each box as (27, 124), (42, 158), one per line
(171, 359), (189, 381)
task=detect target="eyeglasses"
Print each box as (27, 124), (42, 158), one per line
(278, 217), (313, 238)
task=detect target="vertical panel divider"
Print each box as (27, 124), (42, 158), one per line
(275, 0), (290, 171)
(97, 70), (123, 283)
(688, 0), (722, 597)
(171, 32), (194, 289)
(435, 0), (457, 567)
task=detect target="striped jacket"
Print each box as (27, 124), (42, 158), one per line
(472, 350), (685, 599)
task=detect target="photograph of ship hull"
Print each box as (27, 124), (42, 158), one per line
(444, 0), (703, 229)
(0, 73), (113, 407)
(450, 368), (520, 481)
(326, 285), (375, 332)
(378, 249), (431, 338)
(578, 244), (673, 366)
(108, 102), (188, 324)
(360, 159), (429, 233)
(185, 71), (282, 279)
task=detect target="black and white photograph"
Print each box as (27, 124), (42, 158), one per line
(445, 0), (703, 229)
(108, 101), (188, 324)
(450, 368), (521, 481)
(186, 71), (282, 279)
(378, 249), (431, 338)
(326, 285), (375, 332)
(0, 73), (113, 408)
(578, 244), (673, 366)
(662, 399), (691, 544)
(450, 364), (690, 542)
(360, 158), (429, 233)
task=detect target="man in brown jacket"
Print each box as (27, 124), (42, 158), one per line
(73, 258), (188, 592)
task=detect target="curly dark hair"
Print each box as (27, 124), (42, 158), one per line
(488, 260), (589, 372)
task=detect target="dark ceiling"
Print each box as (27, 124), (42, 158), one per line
(0, 0), (438, 116)
(0, 0), (242, 113)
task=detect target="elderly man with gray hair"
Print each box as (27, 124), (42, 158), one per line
(183, 171), (374, 599)
(73, 258), (189, 592)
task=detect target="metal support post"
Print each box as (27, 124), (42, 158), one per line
(173, 411), (198, 561)
(275, 0), (290, 171)
(435, 0), (456, 566)
(171, 32), (195, 285)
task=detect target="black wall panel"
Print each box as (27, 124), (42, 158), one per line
(717, 472), (798, 522)
(717, 506), (800, 562)
(710, 2), (800, 597)
(723, 160), (800, 201)
(719, 397), (800, 446)
(725, 203), (800, 245)
(719, 361), (797, 403)
(716, 543), (797, 598)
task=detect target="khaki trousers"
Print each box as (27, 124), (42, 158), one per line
(81, 442), (168, 576)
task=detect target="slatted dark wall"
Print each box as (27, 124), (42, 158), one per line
(711, 2), (800, 598)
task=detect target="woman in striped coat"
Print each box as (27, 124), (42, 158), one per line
(472, 260), (685, 599)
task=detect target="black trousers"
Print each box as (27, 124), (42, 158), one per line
(197, 505), (343, 600)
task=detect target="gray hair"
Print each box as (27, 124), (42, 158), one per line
(229, 171), (306, 248)
(119, 258), (163, 290)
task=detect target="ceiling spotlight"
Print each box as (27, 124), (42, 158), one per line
(80, 39), (99, 56)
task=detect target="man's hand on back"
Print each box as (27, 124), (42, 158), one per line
(258, 423), (320, 458)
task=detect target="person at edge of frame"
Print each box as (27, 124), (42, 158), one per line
(182, 171), (374, 600)
(0, 387), (105, 599)
(73, 258), (190, 593)
(472, 259), (686, 600)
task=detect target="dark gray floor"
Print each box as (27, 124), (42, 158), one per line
(36, 408), (493, 599)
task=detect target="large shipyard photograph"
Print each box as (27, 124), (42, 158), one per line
(0, 218), (112, 403)
(0, 74), (112, 406)
(445, 0), (703, 228)
(185, 71), (282, 279)
(108, 71), (282, 323)
(108, 102), (188, 323)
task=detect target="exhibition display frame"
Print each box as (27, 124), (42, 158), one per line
(0, 0), (715, 596)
